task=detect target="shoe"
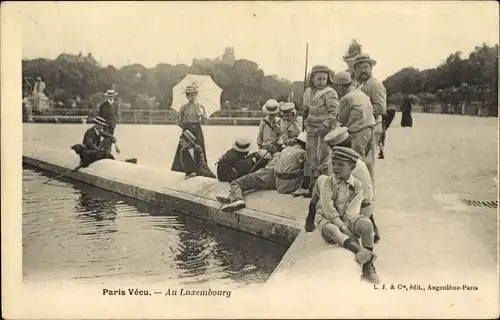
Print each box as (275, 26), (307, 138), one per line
(378, 152), (385, 159)
(216, 194), (231, 203)
(292, 188), (308, 197)
(355, 247), (376, 265)
(361, 259), (380, 284)
(221, 200), (246, 212)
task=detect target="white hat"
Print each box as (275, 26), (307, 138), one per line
(104, 89), (118, 97)
(262, 99), (279, 114)
(324, 127), (349, 146)
(232, 138), (251, 152)
(297, 131), (307, 144)
(280, 102), (296, 113)
(92, 116), (108, 126)
(333, 71), (352, 85)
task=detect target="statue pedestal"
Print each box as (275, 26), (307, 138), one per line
(30, 93), (50, 112)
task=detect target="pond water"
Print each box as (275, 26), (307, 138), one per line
(22, 165), (288, 287)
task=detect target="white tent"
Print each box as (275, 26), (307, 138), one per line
(170, 74), (223, 117)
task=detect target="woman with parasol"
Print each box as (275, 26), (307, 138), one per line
(171, 85), (208, 171)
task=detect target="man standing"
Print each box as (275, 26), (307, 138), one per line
(332, 71), (376, 161)
(98, 89), (119, 152)
(353, 54), (387, 183)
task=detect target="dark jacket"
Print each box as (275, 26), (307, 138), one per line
(180, 145), (216, 178)
(82, 126), (104, 151)
(98, 100), (118, 127)
(216, 149), (249, 182)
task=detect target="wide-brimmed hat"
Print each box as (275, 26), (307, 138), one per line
(93, 116), (108, 126)
(104, 89), (118, 97)
(332, 71), (352, 85)
(180, 130), (196, 144)
(184, 85), (199, 94)
(233, 138), (251, 152)
(324, 127), (349, 146)
(262, 99), (279, 114)
(353, 54), (377, 68)
(279, 102), (296, 113)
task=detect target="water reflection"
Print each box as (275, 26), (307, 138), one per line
(23, 165), (288, 286)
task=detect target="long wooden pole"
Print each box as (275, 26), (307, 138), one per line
(302, 43), (309, 132)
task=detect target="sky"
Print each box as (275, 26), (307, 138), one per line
(15, 1), (499, 82)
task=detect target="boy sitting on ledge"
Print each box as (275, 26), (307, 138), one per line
(172, 130), (216, 180)
(308, 146), (380, 284)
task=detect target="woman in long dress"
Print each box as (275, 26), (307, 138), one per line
(171, 85), (208, 172)
(400, 95), (413, 127)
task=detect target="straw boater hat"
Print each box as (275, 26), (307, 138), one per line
(324, 127), (349, 146)
(232, 138), (251, 153)
(184, 85), (199, 94)
(332, 71), (352, 85)
(93, 116), (108, 127)
(331, 146), (360, 162)
(104, 89), (118, 97)
(181, 130), (197, 144)
(279, 102), (296, 114)
(262, 99), (279, 114)
(353, 54), (377, 68)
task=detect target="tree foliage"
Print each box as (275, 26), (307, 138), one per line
(383, 43), (498, 109)
(22, 55), (303, 111)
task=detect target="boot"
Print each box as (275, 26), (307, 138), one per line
(221, 199), (246, 212)
(361, 257), (380, 284)
(292, 176), (310, 197)
(216, 194), (231, 203)
(378, 151), (384, 159)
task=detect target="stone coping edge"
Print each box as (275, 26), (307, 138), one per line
(22, 156), (301, 247)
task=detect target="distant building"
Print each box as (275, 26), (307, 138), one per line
(56, 51), (100, 67)
(192, 47), (235, 68)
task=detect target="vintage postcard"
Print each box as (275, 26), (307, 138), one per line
(2, 1), (499, 318)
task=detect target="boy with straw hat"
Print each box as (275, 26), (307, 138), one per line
(257, 99), (284, 154)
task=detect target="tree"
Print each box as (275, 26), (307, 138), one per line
(343, 39), (363, 60)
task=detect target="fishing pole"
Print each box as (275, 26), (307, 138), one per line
(43, 165), (82, 184)
(302, 43), (309, 132)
